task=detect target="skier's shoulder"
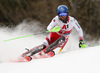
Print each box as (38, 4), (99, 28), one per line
(52, 16), (59, 22)
(53, 15), (59, 19)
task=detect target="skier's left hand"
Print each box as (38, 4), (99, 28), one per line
(79, 40), (87, 48)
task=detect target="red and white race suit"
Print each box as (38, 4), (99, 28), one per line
(43, 16), (83, 47)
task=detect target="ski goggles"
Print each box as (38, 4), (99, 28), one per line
(59, 13), (68, 17)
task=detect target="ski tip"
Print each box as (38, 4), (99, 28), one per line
(9, 57), (28, 62)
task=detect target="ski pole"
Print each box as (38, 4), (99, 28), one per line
(3, 26), (61, 42)
(80, 44), (100, 49)
(3, 31), (47, 42)
(85, 44), (100, 48)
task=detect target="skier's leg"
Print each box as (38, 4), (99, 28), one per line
(24, 36), (65, 61)
(37, 32), (62, 56)
(44, 36), (66, 53)
(23, 32), (62, 61)
(23, 44), (47, 62)
(45, 32), (62, 45)
(22, 40), (49, 61)
(22, 44), (47, 57)
(31, 44), (46, 56)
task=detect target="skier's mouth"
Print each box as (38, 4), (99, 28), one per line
(60, 16), (67, 21)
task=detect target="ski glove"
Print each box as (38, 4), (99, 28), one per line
(79, 40), (87, 48)
(47, 26), (61, 32)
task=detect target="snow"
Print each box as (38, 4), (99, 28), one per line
(0, 46), (100, 73)
(0, 22), (100, 73)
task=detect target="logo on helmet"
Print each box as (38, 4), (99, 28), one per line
(60, 7), (65, 12)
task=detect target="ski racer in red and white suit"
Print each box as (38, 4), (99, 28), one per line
(42, 5), (86, 56)
(23, 5), (86, 62)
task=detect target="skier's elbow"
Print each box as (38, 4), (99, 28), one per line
(47, 26), (52, 31)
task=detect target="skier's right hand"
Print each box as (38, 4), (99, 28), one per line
(79, 40), (87, 48)
(47, 26), (61, 32)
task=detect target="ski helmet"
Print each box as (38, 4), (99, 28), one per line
(57, 5), (68, 14)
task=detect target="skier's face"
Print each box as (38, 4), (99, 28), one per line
(59, 13), (68, 21)
(59, 16), (67, 21)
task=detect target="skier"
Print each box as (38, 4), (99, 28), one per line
(23, 5), (87, 62)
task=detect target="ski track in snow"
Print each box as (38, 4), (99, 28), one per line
(0, 21), (100, 73)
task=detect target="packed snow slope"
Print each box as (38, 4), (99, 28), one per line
(0, 46), (100, 73)
(0, 21), (100, 73)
